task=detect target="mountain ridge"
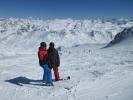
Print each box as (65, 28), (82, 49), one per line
(0, 18), (133, 53)
(104, 27), (133, 48)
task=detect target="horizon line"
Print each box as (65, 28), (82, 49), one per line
(0, 16), (133, 20)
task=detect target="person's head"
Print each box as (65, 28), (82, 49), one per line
(49, 42), (55, 48)
(40, 42), (46, 48)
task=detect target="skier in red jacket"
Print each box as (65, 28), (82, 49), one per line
(38, 42), (53, 86)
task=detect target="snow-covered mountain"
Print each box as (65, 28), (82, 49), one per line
(0, 18), (133, 55)
(104, 27), (133, 48)
(1, 18), (133, 100)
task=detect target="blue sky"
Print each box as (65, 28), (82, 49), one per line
(0, 0), (132, 19)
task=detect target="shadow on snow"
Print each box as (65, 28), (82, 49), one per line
(5, 76), (45, 86)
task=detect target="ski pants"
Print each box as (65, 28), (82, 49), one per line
(43, 64), (52, 83)
(53, 67), (60, 81)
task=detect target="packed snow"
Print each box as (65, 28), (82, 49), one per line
(0, 18), (133, 100)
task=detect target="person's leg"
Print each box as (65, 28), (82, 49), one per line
(47, 68), (52, 83)
(53, 67), (60, 81)
(45, 64), (53, 85)
(42, 65), (47, 82)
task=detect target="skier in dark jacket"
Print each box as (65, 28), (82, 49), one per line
(38, 42), (53, 86)
(48, 42), (60, 81)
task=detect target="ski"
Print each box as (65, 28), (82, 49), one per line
(53, 76), (70, 81)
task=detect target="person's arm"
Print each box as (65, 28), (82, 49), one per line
(38, 51), (42, 66)
(47, 53), (52, 69)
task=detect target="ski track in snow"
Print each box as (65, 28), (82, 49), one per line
(0, 43), (133, 100)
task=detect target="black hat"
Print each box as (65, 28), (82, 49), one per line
(49, 42), (55, 48)
(40, 42), (46, 48)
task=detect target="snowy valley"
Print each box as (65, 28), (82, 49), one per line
(0, 18), (133, 100)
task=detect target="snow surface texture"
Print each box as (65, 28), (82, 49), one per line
(0, 18), (133, 100)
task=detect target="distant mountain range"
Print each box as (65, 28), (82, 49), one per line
(0, 18), (133, 52)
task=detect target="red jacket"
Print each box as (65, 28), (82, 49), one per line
(38, 47), (48, 66)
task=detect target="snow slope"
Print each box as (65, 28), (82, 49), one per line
(0, 18), (133, 100)
(0, 39), (133, 100)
